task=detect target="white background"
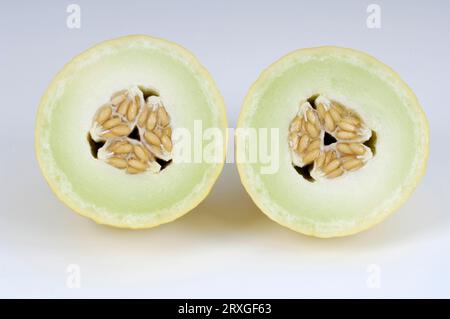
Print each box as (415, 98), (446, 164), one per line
(1, 0), (449, 298)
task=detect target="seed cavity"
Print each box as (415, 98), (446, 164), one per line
(88, 85), (174, 174)
(289, 95), (376, 182)
(323, 132), (337, 146)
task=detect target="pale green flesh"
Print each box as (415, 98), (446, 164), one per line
(239, 48), (428, 236)
(37, 36), (226, 225)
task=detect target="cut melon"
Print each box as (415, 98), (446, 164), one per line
(236, 47), (428, 238)
(35, 35), (228, 228)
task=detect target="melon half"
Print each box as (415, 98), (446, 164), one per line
(236, 47), (428, 238)
(35, 35), (227, 228)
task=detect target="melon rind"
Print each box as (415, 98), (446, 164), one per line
(35, 35), (228, 229)
(236, 47), (429, 238)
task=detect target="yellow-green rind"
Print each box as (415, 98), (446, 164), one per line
(35, 35), (228, 229)
(236, 46), (429, 238)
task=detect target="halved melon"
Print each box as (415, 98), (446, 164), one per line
(35, 35), (227, 228)
(236, 47), (428, 238)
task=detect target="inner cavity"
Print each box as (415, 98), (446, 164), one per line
(128, 126), (141, 141)
(364, 131), (377, 155)
(139, 85), (160, 100)
(323, 132), (337, 146)
(307, 94), (319, 109)
(87, 133), (104, 159)
(289, 94), (377, 182)
(293, 163), (315, 182)
(87, 85), (174, 174)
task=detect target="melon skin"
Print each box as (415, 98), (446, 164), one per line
(236, 47), (429, 238)
(35, 35), (228, 229)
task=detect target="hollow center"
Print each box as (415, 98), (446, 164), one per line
(324, 132), (337, 145)
(156, 158), (172, 170)
(364, 130), (377, 155)
(87, 85), (173, 174)
(307, 94), (319, 109)
(128, 126), (140, 141)
(139, 85), (159, 100)
(289, 94), (377, 182)
(87, 133), (104, 159)
(293, 163), (315, 182)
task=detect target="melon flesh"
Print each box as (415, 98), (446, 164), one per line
(35, 35), (227, 228)
(236, 47), (428, 238)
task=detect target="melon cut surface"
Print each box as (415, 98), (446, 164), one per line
(35, 35), (227, 228)
(236, 47), (428, 238)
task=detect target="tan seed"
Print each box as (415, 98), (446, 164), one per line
(144, 147), (155, 161)
(110, 125), (131, 136)
(316, 103), (326, 121)
(342, 158), (363, 171)
(154, 127), (163, 138)
(289, 132), (299, 149)
(326, 167), (344, 178)
(128, 159), (148, 171)
(138, 107), (149, 127)
(134, 145), (149, 162)
(289, 117), (302, 132)
(329, 108), (342, 123)
(163, 126), (172, 138)
(111, 90), (126, 99)
(96, 105), (112, 124)
(323, 159), (340, 174)
(342, 116), (360, 127)
(161, 135), (173, 152)
(299, 118), (307, 134)
(107, 157), (127, 169)
(349, 143), (366, 155)
(336, 143), (352, 154)
(324, 113), (335, 132)
(297, 135), (310, 153)
(303, 149), (320, 165)
(146, 111), (157, 131)
(157, 106), (170, 127)
(111, 93), (126, 106)
(113, 153), (127, 159)
(324, 150), (336, 166)
(306, 139), (321, 152)
(126, 167), (141, 174)
(315, 152), (325, 168)
(338, 121), (357, 132)
(144, 131), (161, 146)
(113, 142), (132, 154)
(117, 99), (130, 115)
(306, 122), (319, 138)
(135, 95), (141, 108)
(108, 141), (125, 152)
(336, 130), (357, 140)
(331, 103), (345, 114)
(314, 119), (321, 130)
(127, 100), (138, 121)
(102, 117), (121, 130)
(306, 109), (316, 124)
(340, 155), (357, 163)
(101, 132), (116, 139)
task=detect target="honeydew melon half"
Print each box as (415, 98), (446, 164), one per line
(236, 47), (428, 238)
(35, 35), (227, 229)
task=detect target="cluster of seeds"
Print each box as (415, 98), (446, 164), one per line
(90, 86), (173, 174)
(289, 95), (373, 180)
